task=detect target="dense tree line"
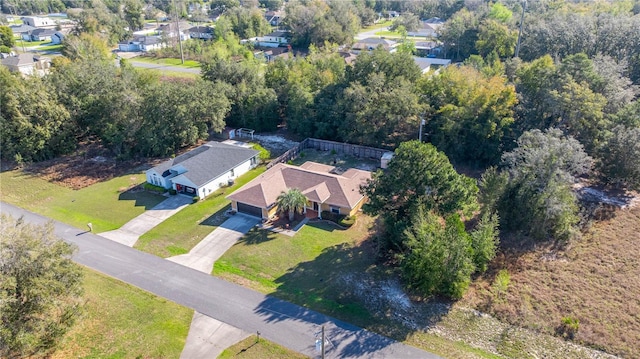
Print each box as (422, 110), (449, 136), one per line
(1, 35), (231, 162)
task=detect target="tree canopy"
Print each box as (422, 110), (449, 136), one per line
(362, 140), (478, 251)
(0, 215), (84, 357)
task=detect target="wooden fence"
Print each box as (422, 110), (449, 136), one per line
(267, 138), (389, 168)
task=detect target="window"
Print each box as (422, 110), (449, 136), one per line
(230, 168), (235, 177)
(330, 207), (340, 214)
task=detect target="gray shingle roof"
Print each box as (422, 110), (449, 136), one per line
(150, 142), (259, 187)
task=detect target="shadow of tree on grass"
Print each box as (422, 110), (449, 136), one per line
(253, 237), (451, 357)
(238, 228), (277, 245)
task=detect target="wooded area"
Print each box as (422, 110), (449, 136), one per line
(1, 1), (640, 355)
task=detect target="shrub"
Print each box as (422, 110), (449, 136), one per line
(558, 316), (580, 340)
(250, 142), (271, 162)
(169, 189), (177, 195)
(320, 211), (354, 227)
(492, 269), (510, 302)
(192, 196), (200, 203)
(339, 216), (356, 227)
(144, 183), (166, 193)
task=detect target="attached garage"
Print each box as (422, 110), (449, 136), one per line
(237, 202), (263, 218)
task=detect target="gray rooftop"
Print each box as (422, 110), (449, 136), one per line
(150, 142), (259, 187)
(10, 24), (36, 34)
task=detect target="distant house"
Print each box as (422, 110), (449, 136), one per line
(51, 31), (65, 44)
(21, 16), (55, 27)
(244, 31), (289, 48)
(226, 161), (372, 219)
(265, 10), (284, 26)
(188, 26), (214, 40)
(351, 37), (398, 53)
(413, 56), (451, 74)
(10, 24), (37, 37)
(1, 53), (51, 76)
(118, 36), (165, 52)
(408, 17), (445, 38)
(253, 46), (290, 62)
(27, 28), (56, 41)
(158, 22), (191, 40)
(146, 142), (260, 200)
(414, 41), (439, 57)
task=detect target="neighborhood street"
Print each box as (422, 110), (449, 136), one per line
(1, 202), (440, 359)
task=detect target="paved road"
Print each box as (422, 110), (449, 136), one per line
(1, 202), (440, 359)
(128, 60), (201, 74)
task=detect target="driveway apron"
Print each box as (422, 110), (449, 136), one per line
(167, 213), (260, 274)
(99, 195), (192, 246)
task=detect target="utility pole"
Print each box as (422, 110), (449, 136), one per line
(172, 0), (185, 64)
(514, 0), (527, 58)
(321, 325), (325, 359)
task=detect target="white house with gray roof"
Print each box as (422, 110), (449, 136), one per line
(146, 142), (260, 200)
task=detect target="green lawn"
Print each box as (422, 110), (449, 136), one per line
(214, 218), (501, 359)
(214, 219), (377, 324)
(136, 166), (266, 257)
(53, 268), (192, 359)
(15, 39), (51, 47)
(131, 56), (202, 68)
(218, 336), (308, 359)
(38, 43), (63, 52)
(137, 68), (200, 79)
(362, 20), (392, 30)
(0, 170), (166, 233)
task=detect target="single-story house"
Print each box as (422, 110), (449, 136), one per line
(10, 24), (37, 37)
(226, 161), (372, 219)
(413, 56), (451, 74)
(351, 37), (398, 53)
(158, 22), (191, 40)
(408, 18), (445, 38)
(27, 28), (56, 41)
(243, 31), (289, 48)
(21, 16), (55, 27)
(189, 26), (214, 39)
(1, 53), (51, 76)
(118, 36), (165, 52)
(265, 11), (284, 26)
(146, 142), (260, 200)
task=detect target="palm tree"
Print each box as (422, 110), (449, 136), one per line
(276, 188), (307, 222)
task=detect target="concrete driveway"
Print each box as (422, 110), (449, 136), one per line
(167, 213), (260, 273)
(180, 312), (250, 359)
(100, 195), (192, 246)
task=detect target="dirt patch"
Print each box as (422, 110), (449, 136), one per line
(4, 145), (160, 190)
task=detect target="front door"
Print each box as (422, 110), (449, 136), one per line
(313, 202), (319, 211)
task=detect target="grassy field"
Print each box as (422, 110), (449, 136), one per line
(466, 206), (640, 357)
(15, 39), (51, 47)
(136, 67), (200, 79)
(0, 169), (165, 233)
(214, 218), (504, 358)
(135, 166), (266, 257)
(214, 208), (624, 358)
(362, 20), (392, 31)
(52, 267), (192, 359)
(218, 336), (308, 359)
(291, 148), (379, 171)
(38, 43), (63, 51)
(131, 56), (202, 68)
